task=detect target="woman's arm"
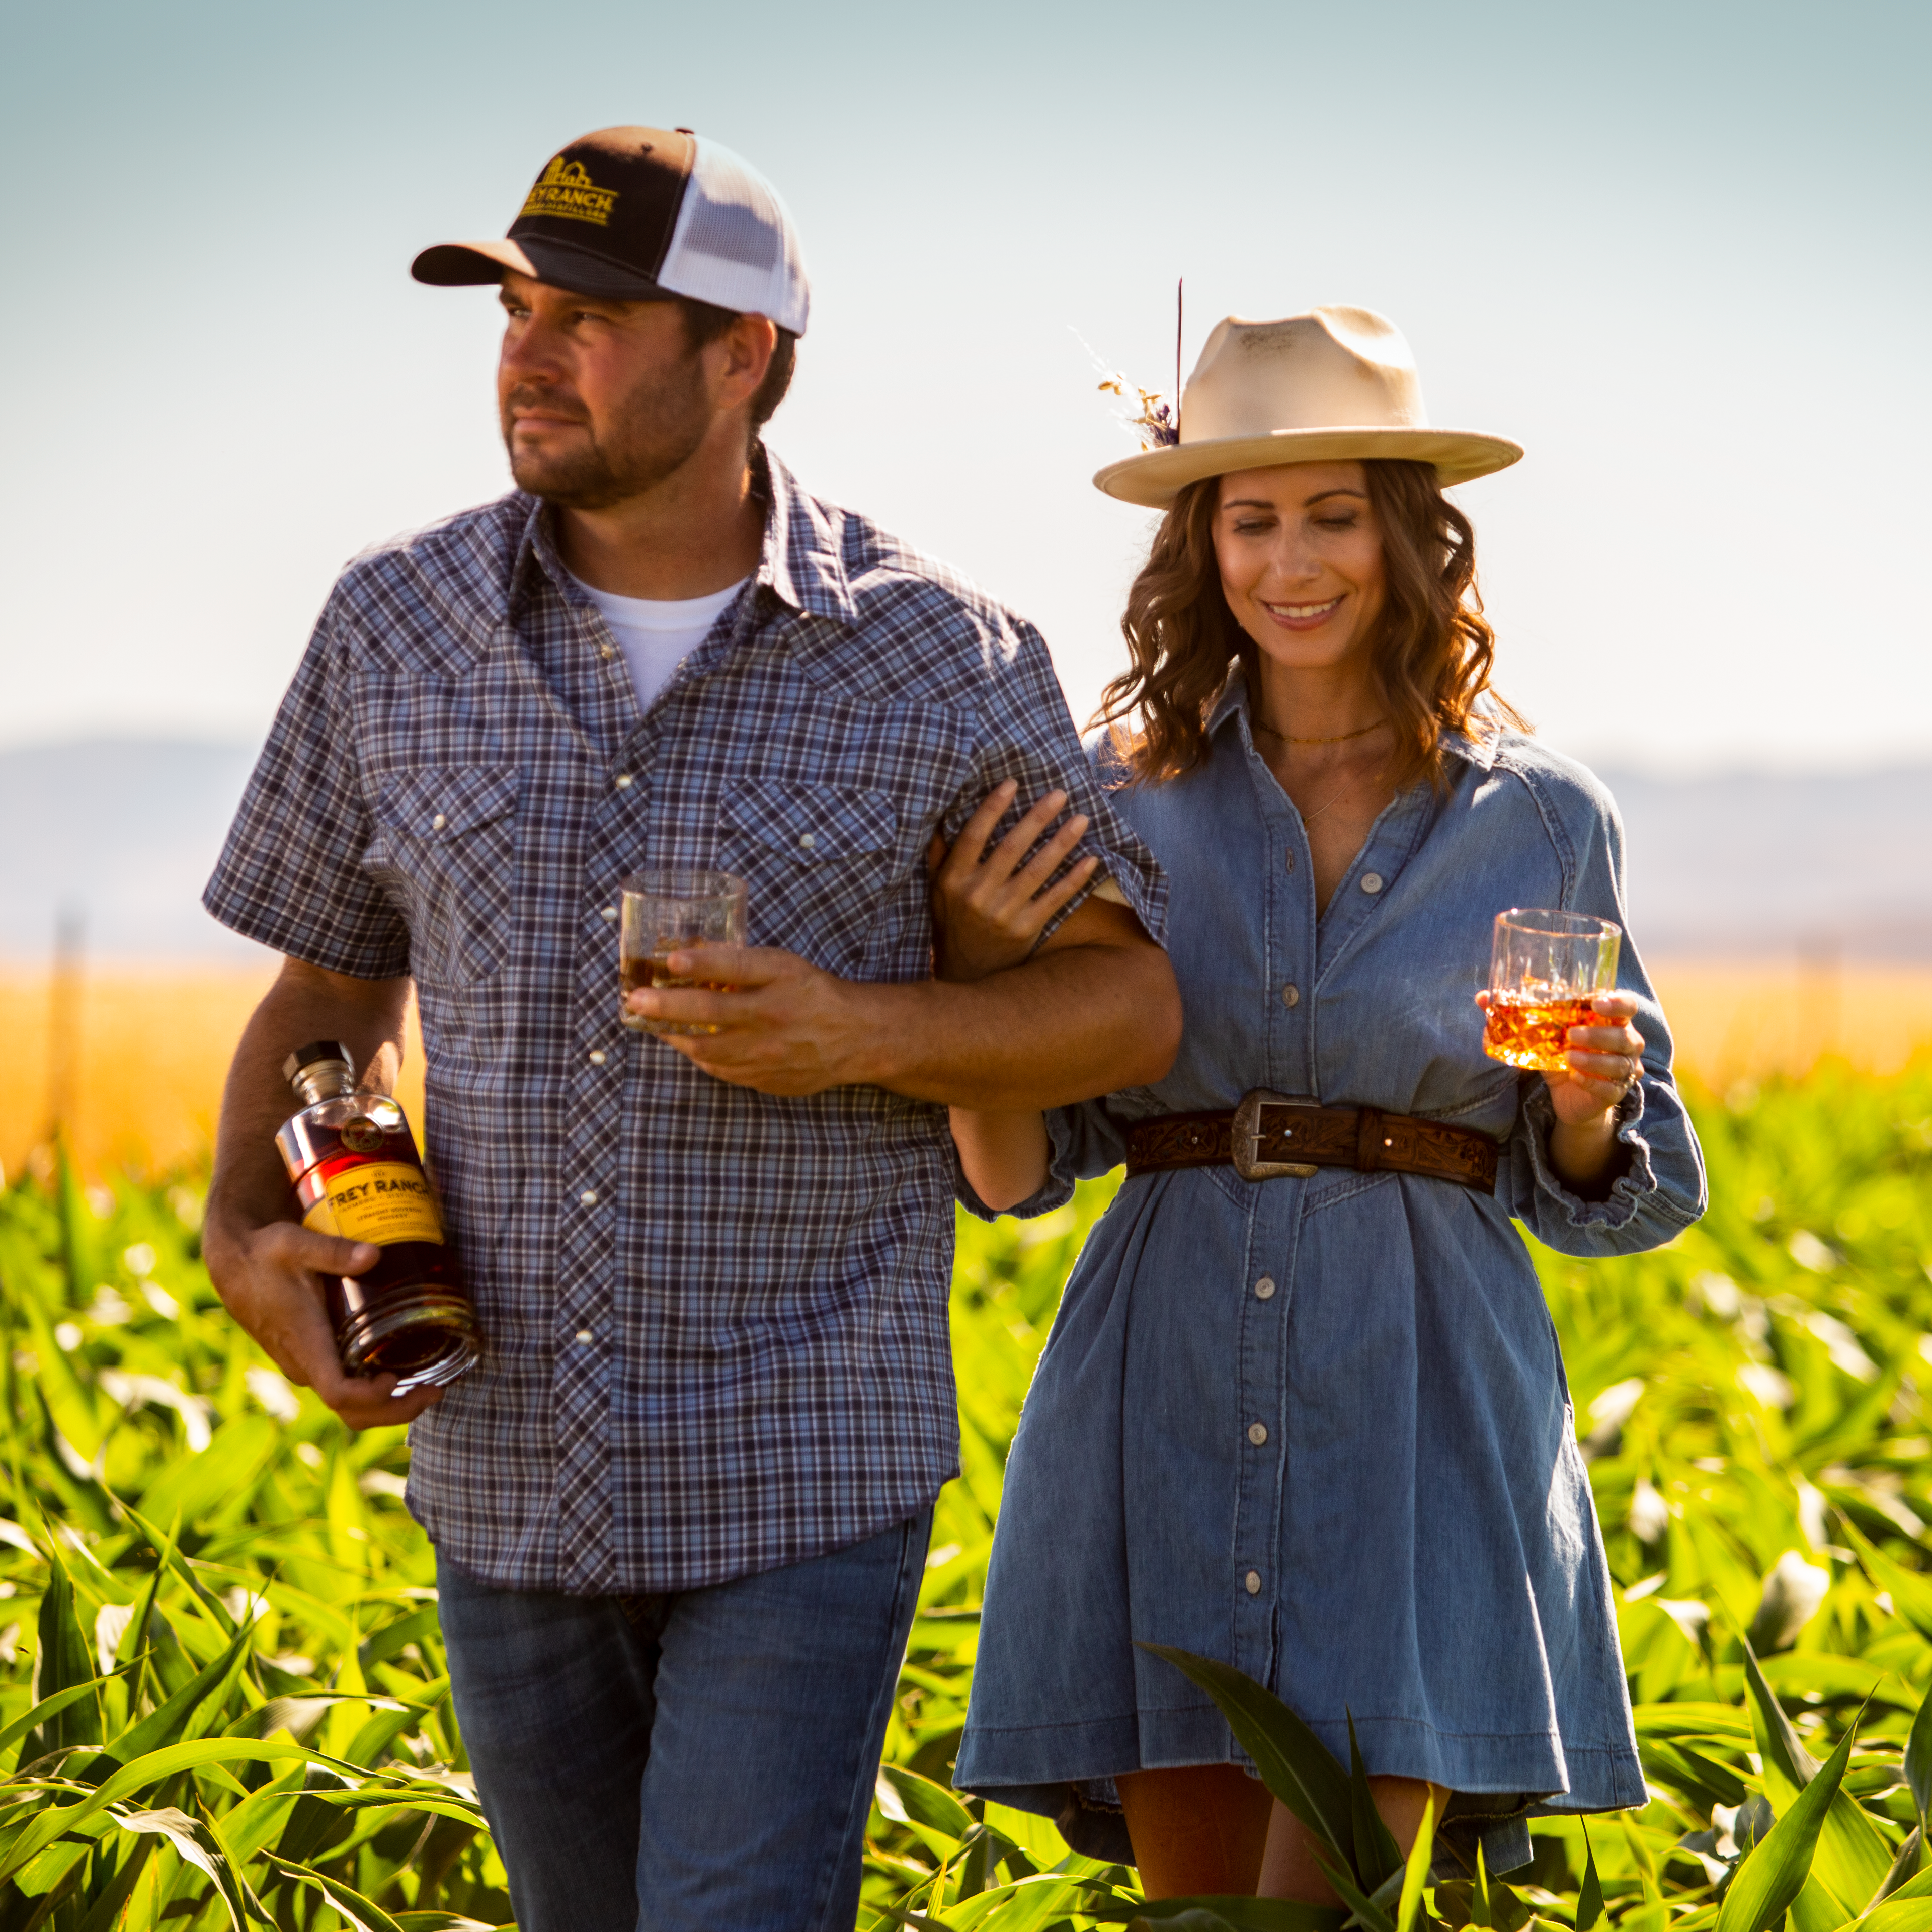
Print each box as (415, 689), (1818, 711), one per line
(930, 783), (1097, 1212)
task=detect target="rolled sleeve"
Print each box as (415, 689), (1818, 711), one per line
(954, 1100), (1130, 1223)
(202, 599), (412, 979)
(943, 615), (1167, 951)
(1499, 782), (1706, 1255)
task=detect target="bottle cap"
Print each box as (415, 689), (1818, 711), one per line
(283, 1040), (356, 1087)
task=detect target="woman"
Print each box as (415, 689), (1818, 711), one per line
(932, 308), (1706, 1900)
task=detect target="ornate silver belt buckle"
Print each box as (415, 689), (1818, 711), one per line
(1231, 1089), (1321, 1181)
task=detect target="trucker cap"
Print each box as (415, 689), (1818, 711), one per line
(412, 126), (810, 336)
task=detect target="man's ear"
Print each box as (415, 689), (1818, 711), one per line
(715, 313), (778, 410)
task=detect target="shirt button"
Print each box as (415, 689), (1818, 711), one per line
(1360, 872), (1384, 894)
(600, 643), (616, 660)
(431, 813), (447, 831)
(1281, 983), (1300, 1009)
(588, 1049), (607, 1066)
(575, 1328), (594, 1344)
(798, 832), (816, 850)
(601, 906), (619, 922)
(579, 1189), (599, 1206)
(1255, 1276), (1276, 1300)
(1245, 1570), (1263, 1596)
(1247, 1421), (1269, 1446)
(614, 772), (634, 789)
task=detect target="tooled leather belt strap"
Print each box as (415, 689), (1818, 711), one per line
(1123, 1089), (1498, 1194)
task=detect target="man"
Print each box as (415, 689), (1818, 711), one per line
(202, 126), (1177, 1932)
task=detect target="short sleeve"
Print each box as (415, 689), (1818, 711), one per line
(942, 614), (1167, 950)
(1498, 781), (1706, 1255)
(202, 596), (413, 979)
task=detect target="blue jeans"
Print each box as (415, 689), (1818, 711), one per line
(437, 1510), (932, 1932)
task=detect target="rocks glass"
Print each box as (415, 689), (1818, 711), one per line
(619, 871), (748, 1036)
(1482, 908), (1622, 1073)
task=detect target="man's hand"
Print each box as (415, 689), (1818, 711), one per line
(626, 945), (874, 1095)
(626, 891), (1179, 1110)
(203, 1215), (445, 1432)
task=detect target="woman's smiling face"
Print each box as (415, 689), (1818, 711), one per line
(1212, 461), (1388, 672)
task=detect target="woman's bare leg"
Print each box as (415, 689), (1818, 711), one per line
(1257, 1776), (1445, 1902)
(1117, 1764), (1276, 1898)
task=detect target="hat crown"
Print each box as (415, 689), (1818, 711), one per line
(1181, 307), (1428, 446)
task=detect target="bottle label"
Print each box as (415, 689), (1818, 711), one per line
(302, 1161), (444, 1246)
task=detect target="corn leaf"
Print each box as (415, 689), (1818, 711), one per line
(1743, 1644), (1893, 1916)
(1909, 1689), (1932, 1829)
(1348, 1715), (1403, 1892)
(1716, 1716), (1855, 1932)
(1140, 1644), (1353, 1868)
(1397, 1789), (1436, 1932)
(877, 1762), (977, 1840)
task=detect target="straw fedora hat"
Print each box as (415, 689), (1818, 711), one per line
(1094, 306), (1522, 508)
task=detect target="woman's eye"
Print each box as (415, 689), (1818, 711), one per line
(1233, 519), (1273, 536)
(1316, 516), (1358, 531)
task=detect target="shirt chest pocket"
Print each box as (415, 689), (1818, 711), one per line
(363, 763), (522, 984)
(716, 777), (901, 978)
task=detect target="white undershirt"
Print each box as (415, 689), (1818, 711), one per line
(569, 571), (749, 712)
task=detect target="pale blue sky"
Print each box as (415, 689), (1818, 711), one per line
(4, 0), (1927, 770)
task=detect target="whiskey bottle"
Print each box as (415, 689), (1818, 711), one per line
(274, 1041), (481, 1392)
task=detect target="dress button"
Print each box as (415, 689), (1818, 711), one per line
(431, 813), (447, 831)
(574, 1328), (594, 1344)
(588, 1049), (607, 1066)
(1245, 1570), (1263, 1596)
(614, 772), (634, 789)
(579, 1189), (599, 1206)
(1281, 983), (1300, 1009)
(1247, 1422), (1269, 1446)
(1360, 872), (1384, 894)
(601, 906), (619, 922)
(1255, 1276), (1276, 1300)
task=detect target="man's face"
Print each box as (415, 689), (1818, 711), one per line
(496, 271), (712, 508)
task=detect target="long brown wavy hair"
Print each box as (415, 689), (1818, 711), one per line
(1095, 459), (1525, 788)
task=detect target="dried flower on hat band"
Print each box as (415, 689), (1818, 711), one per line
(1071, 326), (1180, 451)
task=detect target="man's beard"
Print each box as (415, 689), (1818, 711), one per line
(503, 355), (712, 510)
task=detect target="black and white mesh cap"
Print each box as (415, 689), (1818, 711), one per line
(413, 126), (810, 337)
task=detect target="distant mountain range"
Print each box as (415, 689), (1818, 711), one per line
(2, 739), (1928, 964)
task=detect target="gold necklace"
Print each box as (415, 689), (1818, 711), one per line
(1253, 716), (1388, 746)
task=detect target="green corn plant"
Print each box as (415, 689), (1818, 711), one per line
(6, 1059), (1932, 1931)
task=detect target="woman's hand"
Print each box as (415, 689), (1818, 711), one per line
(1476, 988), (1644, 1194)
(928, 779), (1099, 983)
(1543, 989), (1645, 1126)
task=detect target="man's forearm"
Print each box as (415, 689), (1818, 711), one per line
(837, 937), (1178, 1109)
(206, 962), (413, 1244)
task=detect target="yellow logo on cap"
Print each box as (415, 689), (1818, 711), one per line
(519, 155), (618, 228)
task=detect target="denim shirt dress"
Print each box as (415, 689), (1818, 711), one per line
(952, 675), (1708, 1869)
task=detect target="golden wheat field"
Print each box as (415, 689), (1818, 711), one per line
(3, 959), (1931, 1180)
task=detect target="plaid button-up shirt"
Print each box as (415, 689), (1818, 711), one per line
(206, 449), (1166, 1593)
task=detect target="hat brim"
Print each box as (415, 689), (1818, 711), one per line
(1094, 426), (1524, 507)
(410, 236), (677, 302)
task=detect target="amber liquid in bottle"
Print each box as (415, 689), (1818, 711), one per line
(274, 1043), (481, 1393)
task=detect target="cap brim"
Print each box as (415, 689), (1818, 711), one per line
(410, 236), (676, 302)
(1093, 426), (1524, 507)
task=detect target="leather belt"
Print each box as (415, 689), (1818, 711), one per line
(1123, 1089), (1498, 1194)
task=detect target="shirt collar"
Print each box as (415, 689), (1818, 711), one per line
(510, 443), (859, 632)
(1206, 662), (1501, 772)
